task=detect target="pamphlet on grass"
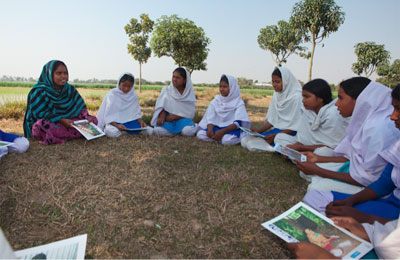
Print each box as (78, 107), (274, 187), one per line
(72, 120), (105, 140)
(0, 141), (14, 147)
(14, 234), (87, 260)
(261, 202), (372, 259)
(239, 126), (265, 138)
(274, 143), (307, 162)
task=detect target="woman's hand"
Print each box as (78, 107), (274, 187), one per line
(302, 151), (320, 163)
(138, 118), (147, 128)
(250, 127), (259, 133)
(59, 118), (74, 128)
(264, 133), (276, 144)
(296, 161), (322, 175)
(207, 129), (214, 138)
(287, 143), (304, 152)
(331, 216), (370, 241)
(212, 130), (224, 141)
(116, 124), (127, 131)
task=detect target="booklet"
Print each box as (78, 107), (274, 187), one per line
(0, 141), (14, 147)
(261, 202), (373, 259)
(72, 120), (105, 140)
(14, 234), (87, 260)
(239, 126), (265, 138)
(274, 143), (307, 162)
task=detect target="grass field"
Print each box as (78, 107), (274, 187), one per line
(0, 86), (307, 258)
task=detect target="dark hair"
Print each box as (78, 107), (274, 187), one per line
(303, 79), (332, 105)
(339, 77), (371, 99)
(52, 61), (68, 78)
(173, 67), (187, 80)
(272, 67), (282, 78)
(392, 84), (400, 101)
(119, 74), (135, 84)
(220, 75), (229, 84)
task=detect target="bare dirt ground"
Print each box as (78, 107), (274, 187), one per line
(0, 90), (306, 258)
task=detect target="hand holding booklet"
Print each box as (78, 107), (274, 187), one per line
(72, 120), (105, 140)
(274, 143), (307, 162)
(261, 202), (373, 259)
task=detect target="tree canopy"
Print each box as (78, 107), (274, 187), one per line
(291, 0), (345, 80)
(352, 41), (391, 78)
(150, 15), (211, 74)
(377, 59), (400, 88)
(257, 20), (304, 66)
(125, 14), (154, 92)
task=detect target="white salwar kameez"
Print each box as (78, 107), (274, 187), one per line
(304, 81), (400, 194)
(97, 72), (153, 137)
(150, 68), (198, 136)
(197, 75), (250, 145)
(241, 66), (302, 151)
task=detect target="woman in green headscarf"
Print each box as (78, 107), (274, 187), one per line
(23, 60), (97, 145)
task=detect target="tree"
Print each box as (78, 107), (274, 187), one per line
(352, 42), (391, 78)
(257, 20), (304, 66)
(125, 14), (154, 93)
(291, 0), (345, 80)
(376, 59), (400, 88)
(150, 15), (211, 74)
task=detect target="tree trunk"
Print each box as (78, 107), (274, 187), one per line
(308, 36), (316, 81)
(139, 62), (142, 93)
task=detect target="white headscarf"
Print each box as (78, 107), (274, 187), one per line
(150, 68), (196, 126)
(199, 75), (250, 128)
(379, 139), (400, 199)
(265, 66), (303, 131)
(97, 72), (142, 130)
(296, 98), (350, 148)
(334, 81), (400, 186)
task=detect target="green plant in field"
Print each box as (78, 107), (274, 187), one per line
(0, 101), (26, 119)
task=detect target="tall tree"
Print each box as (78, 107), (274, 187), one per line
(150, 15), (211, 74)
(257, 20), (304, 66)
(125, 14), (154, 93)
(291, 0), (345, 80)
(376, 59), (400, 88)
(352, 41), (391, 78)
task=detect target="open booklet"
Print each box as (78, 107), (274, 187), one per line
(274, 143), (307, 162)
(261, 202), (373, 259)
(72, 120), (105, 140)
(239, 126), (265, 138)
(0, 141), (14, 147)
(14, 234), (87, 260)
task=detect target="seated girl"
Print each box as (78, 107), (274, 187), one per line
(0, 129), (29, 160)
(303, 84), (400, 224)
(97, 72), (152, 138)
(274, 79), (349, 156)
(296, 77), (400, 194)
(196, 75), (250, 145)
(241, 66), (302, 151)
(151, 67), (198, 137)
(23, 60), (98, 145)
(288, 215), (400, 259)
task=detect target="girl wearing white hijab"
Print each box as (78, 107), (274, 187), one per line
(303, 85), (400, 224)
(274, 79), (349, 156)
(298, 78), (400, 195)
(97, 72), (153, 138)
(241, 66), (302, 151)
(151, 67), (198, 136)
(197, 75), (250, 145)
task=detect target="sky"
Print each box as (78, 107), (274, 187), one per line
(1, 0), (399, 85)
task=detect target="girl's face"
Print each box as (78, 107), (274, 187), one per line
(391, 98), (400, 130)
(272, 75), (283, 92)
(335, 87), (356, 118)
(302, 90), (324, 112)
(53, 64), (68, 90)
(119, 80), (134, 94)
(219, 81), (230, 97)
(172, 71), (186, 89)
